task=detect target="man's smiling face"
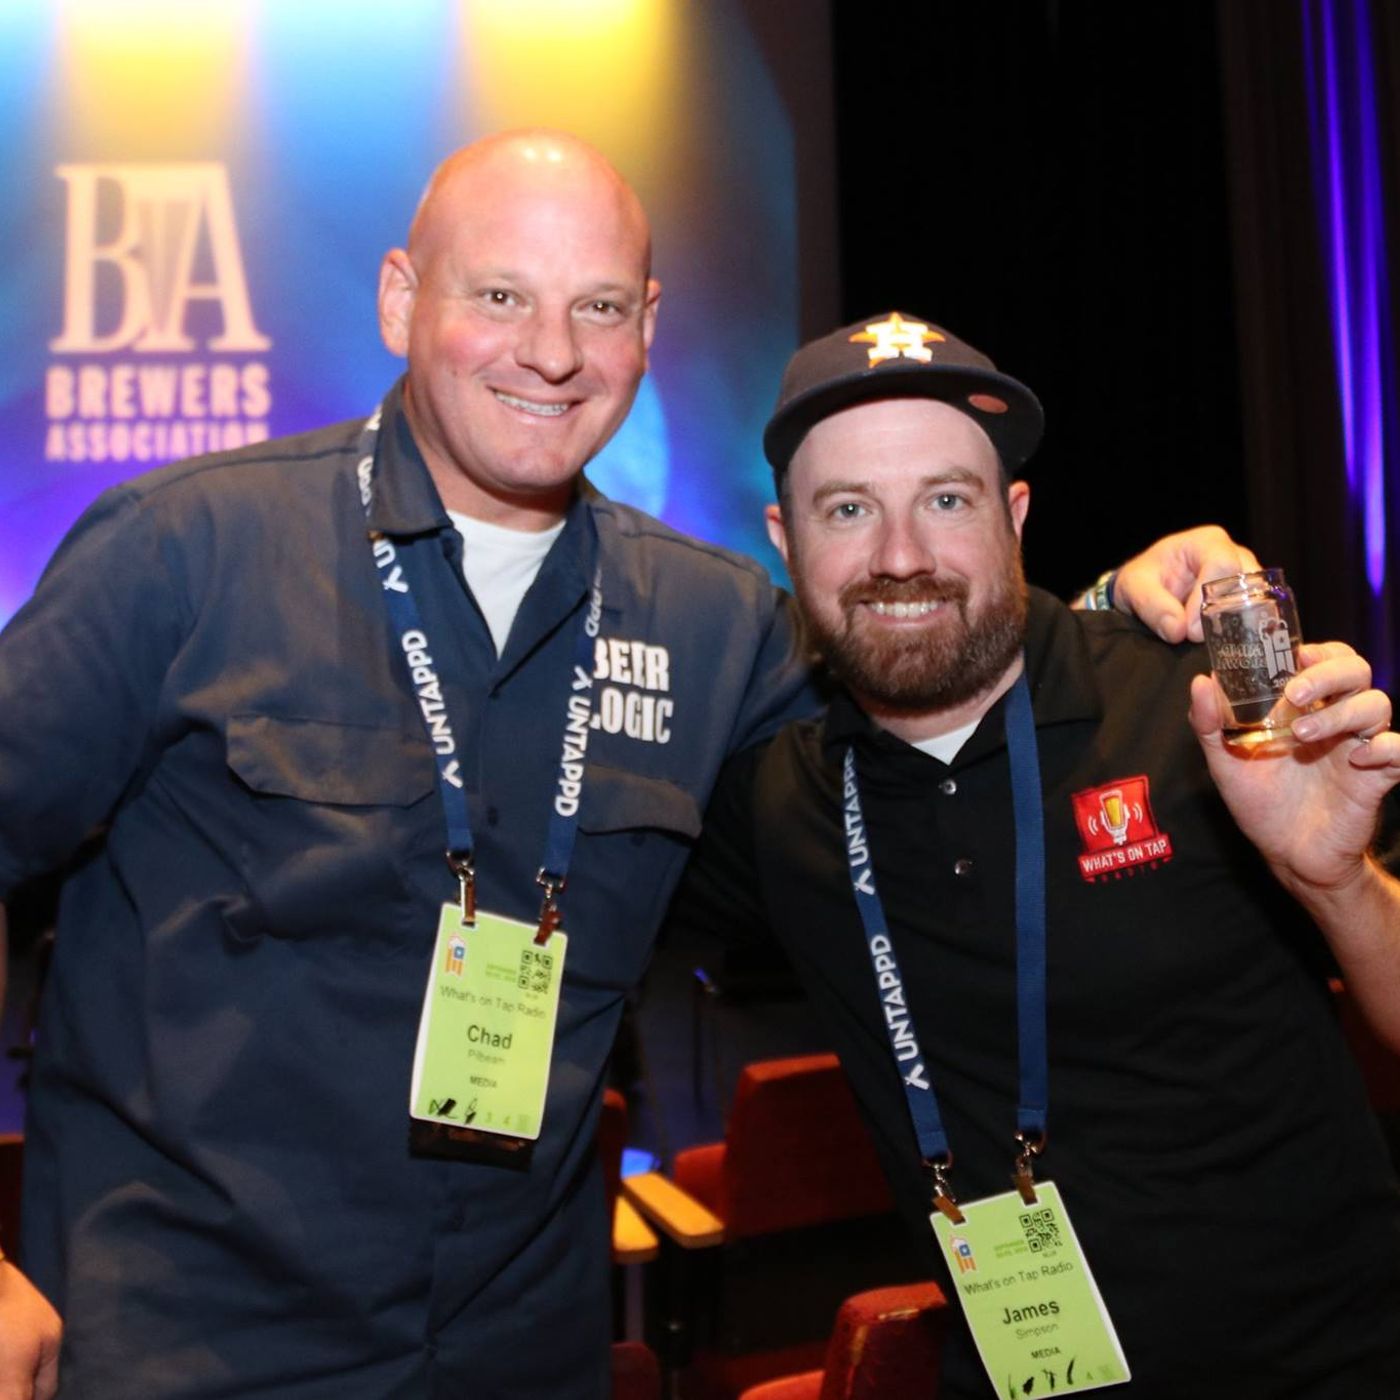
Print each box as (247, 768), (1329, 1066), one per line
(767, 396), (1031, 726)
(379, 135), (660, 527)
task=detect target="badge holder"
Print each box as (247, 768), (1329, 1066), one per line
(408, 896), (567, 1169)
(929, 1177), (1130, 1395)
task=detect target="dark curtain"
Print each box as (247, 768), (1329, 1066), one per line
(832, 1), (1399, 675)
(1219, 0), (1400, 678)
(832, 1), (1247, 601)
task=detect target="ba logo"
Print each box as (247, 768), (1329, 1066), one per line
(50, 163), (270, 355)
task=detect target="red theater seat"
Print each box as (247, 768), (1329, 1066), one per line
(612, 1340), (662, 1400)
(737, 1281), (949, 1400)
(624, 1054), (925, 1400)
(669, 1053), (893, 1239)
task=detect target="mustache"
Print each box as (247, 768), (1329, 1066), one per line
(838, 575), (969, 610)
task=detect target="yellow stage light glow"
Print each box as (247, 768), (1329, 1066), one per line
(461, 0), (678, 177)
(54, 0), (250, 154)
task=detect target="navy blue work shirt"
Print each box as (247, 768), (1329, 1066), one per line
(0, 381), (814, 1399)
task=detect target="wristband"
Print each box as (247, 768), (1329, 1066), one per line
(1081, 568), (1117, 612)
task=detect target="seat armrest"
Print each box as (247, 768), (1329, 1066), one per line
(737, 1374), (823, 1400)
(622, 1171), (725, 1248)
(613, 1194), (660, 1265)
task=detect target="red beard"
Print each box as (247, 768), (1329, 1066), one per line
(799, 559), (1028, 714)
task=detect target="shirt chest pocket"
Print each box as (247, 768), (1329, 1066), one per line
(564, 764), (703, 989)
(224, 713), (436, 951)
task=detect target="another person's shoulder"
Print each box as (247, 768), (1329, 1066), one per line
(583, 493), (822, 745)
(23, 417), (367, 596)
(1057, 594), (1212, 758)
(588, 494), (777, 601)
(108, 415), (366, 518)
(43, 417), (370, 581)
(1070, 593), (1207, 684)
(714, 710), (830, 814)
(686, 721), (817, 857)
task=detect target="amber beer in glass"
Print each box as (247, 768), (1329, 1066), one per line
(1200, 569), (1303, 749)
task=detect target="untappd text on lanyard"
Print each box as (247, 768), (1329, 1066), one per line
(843, 670), (1130, 1393)
(354, 407), (598, 1161)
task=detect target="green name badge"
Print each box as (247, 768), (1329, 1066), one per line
(931, 1181), (1130, 1395)
(409, 906), (566, 1141)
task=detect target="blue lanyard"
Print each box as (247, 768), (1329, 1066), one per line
(355, 407), (601, 940)
(844, 667), (1047, 1211)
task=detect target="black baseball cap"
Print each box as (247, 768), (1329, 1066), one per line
(763, 311), (1045, 480)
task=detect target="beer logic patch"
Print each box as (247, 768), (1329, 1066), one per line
(1070, 777), (1173, 882)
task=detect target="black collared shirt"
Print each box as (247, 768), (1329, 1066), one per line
(674, 588), (1400, 1398)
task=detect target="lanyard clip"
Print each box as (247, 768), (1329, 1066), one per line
(925, 1156), (965, 1225)
(446, 851), (476, 927)
(1012, 1130), (1045, 1206)
(535, 870), (565, 946)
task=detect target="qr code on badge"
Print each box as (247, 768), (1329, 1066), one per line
(1019, 1206), (1061, 1253)
(518, 948), (554, 993)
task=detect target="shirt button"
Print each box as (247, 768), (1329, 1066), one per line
(953, 857), (975, 877)
(939, 778), (958, 796)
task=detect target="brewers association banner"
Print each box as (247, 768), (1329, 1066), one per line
(0, 1), (834, 625)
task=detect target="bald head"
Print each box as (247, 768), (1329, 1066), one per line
(407, 130), (652, 277)
(377, 129), (662, 528)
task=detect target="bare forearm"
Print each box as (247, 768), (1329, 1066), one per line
(1283, 857), (1400, 1050)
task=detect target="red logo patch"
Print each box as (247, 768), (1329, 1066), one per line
(1070, 776), (1173, 882)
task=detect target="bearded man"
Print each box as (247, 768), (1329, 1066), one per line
(670, 313), (1400, 1399)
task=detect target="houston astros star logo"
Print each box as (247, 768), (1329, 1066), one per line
(849, 312), (944, 366)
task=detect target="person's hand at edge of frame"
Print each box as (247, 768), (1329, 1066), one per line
(0, 1260), (61, 1400)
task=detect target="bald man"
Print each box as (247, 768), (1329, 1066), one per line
(0, 132), (1253, 1398)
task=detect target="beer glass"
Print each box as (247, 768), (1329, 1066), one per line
(1200, 569), (1304, 749)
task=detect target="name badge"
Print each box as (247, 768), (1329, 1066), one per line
(931, 1181), (1129, 1394)
(410, 906), (566, 1141)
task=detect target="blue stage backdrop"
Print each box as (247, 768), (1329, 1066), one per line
(0, 0), (835, 626)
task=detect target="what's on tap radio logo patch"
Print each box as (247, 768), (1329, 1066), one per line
(1070, 775), (1173, 882)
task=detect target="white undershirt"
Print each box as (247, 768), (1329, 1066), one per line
(447, 510), (566, 656)
(910, 716), (980, 765)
